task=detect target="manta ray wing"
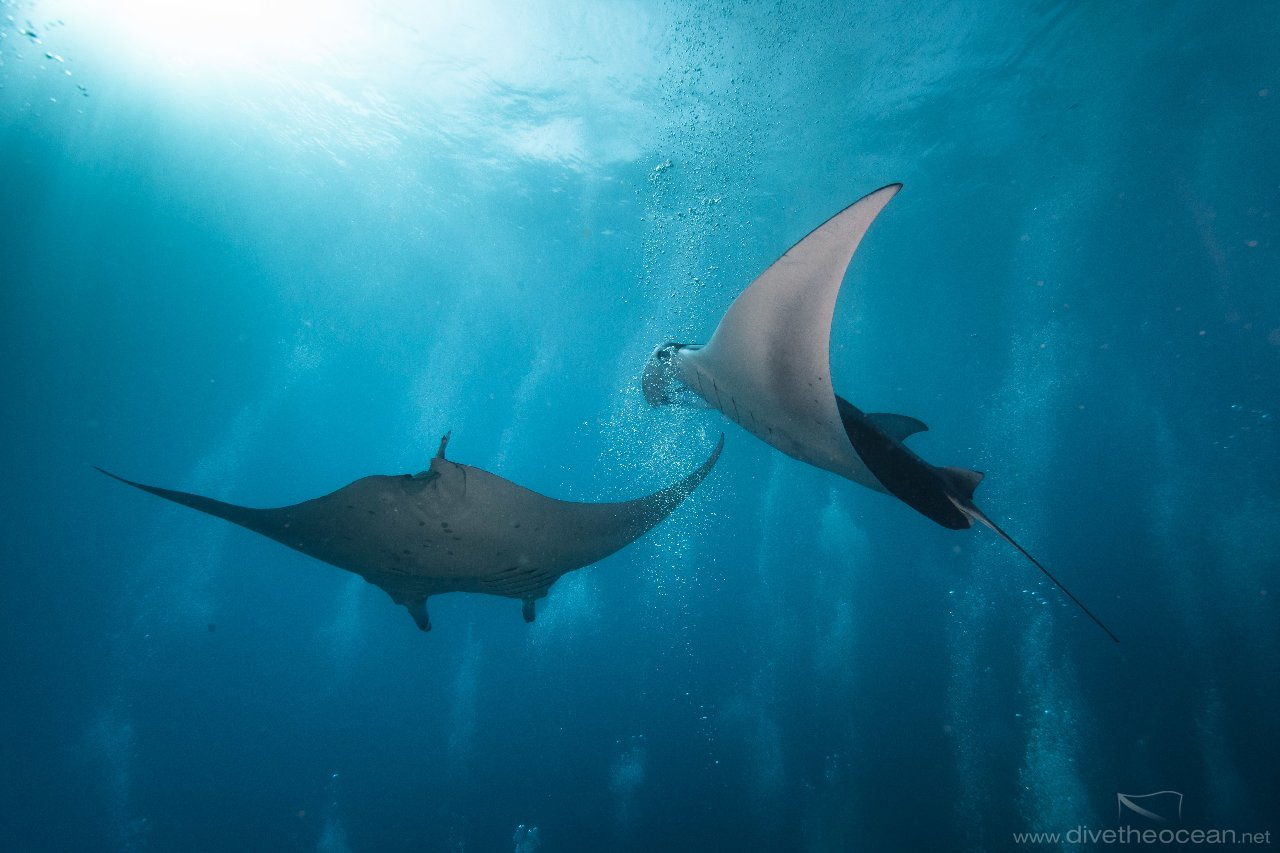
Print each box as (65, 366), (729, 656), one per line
(99, 434), (723, 631)
(672, 183), (901, 485)
(643, 184), (1119, 643)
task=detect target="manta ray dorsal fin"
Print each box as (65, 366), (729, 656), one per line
(941, 466), (984, 500)
(866, 412), (928, 442)
(692, 184), (901, 474)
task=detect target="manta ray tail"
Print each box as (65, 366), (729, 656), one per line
(966, 505), (1120, 644)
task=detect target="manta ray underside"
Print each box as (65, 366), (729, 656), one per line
(642, 183), (1118, 642)
(100, 432), (723, 631)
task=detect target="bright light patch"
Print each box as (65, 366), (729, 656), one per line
(22, 0), (663, 169)
(33, 0), (367, 76)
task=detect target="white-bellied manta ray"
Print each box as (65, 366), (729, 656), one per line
(99, 432), (723, 631)
(641, 183), (1118, 642)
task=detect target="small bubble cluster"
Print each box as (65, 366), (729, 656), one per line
(2, 10), (87, 98)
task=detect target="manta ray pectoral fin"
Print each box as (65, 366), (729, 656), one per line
(94, 467), (266, 530)
(866, 413), (929, 442)
(101, 432), (721, 636)
(687, 184), (902, 477)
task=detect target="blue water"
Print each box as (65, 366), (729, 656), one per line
(3, 2), (1277, 851)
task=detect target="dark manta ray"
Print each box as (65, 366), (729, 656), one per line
(642, 183), (1118, 643)
(99, 432), (723, 631)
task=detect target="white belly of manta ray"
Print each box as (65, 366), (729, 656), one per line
(642, 182), (1119, 644)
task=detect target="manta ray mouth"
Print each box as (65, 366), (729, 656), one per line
(641, 341), (687, 407)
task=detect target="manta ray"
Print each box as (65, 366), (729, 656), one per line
(642, 183), (1118, 642)
(100, 432), (723, 631)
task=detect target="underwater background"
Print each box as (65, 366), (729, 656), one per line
(2, 1), (1277, 850)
